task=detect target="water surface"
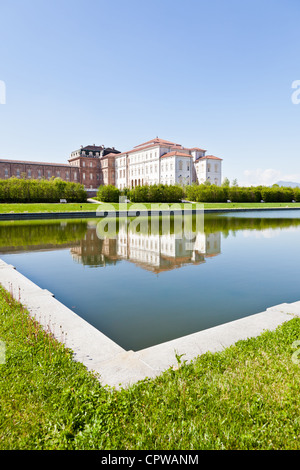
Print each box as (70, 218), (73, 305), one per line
(1, 211), (300, 350)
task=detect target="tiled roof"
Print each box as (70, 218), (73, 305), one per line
(100, 153), (118, 158)
(134, 138), (178, 148)
(161, 151), (192, 158)
(196, 155), (222, 161)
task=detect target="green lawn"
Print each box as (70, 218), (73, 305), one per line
(1, 285), (300, 450)
(0, 203), (98, 213)
(2, 201), (300, 214)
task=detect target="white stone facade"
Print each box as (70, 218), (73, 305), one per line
(114, 138), (222, 189)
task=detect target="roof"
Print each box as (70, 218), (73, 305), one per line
(100, 153), (118, 158)
(195, 155), (222, 162)
(81, 145), (104, 151)
(189, 147), (207, 152)
(117, 143), (162, 156)
(0, 158), (71, 168)
(161, 151), (192, 159)
(134, 137), (179, 149)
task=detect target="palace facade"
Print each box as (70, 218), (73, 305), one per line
(115, 137), (222, 189)
(0, 137), (222, 191)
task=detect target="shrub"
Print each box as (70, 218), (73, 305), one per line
(97, 184), (120, 203)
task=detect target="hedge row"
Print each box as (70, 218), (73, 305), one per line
(97, 183), (300, 204)
(185, 184), (300, 203)
(128, 184), (184, 203)
(97, 184), (184, 203)
(0, 178), (87, 203)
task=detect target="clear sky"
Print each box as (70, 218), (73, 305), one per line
(1, 0), (300, 185)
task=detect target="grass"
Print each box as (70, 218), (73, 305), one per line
(0, 203), (98, 213)
(1, 285), (300, 449)
(1, 201), (300, 214)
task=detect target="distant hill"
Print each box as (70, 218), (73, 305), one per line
(276, 181), (300, 188)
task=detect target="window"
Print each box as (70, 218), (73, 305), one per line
(207, 164), (211, 172)
(66, 171), (69, 180)
(27, 169), (31, 178)
(83, 161), (86, 167)
(83, 173), (86, 180)
(215, 164), (218, 172)
(56, 171), (60, 177)
(38, 170), (41, 179)
(4, 168), (8, 177)
(16, 168), (20, 177)
(74, 172), (77, 180)
(90, 173), (93, 180)
(90, 162), (93, 168)
(178, 161), (183, 171)
(47, 171), (51, 179)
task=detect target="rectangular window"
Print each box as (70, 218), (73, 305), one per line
(38, 170), (42, 178)
(47, 171), (51, 179)
(83, 173), (86, 180)
(16, 168), (20, 177)
(27, 169), (31, 178)
(74, 172), (77, 180)
(4, 168), (8, 177)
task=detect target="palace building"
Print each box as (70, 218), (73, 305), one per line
(114, 137), (222, 189)
(0, 138), (222, 191)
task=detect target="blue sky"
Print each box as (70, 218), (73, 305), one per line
(1, 0), (300, 185)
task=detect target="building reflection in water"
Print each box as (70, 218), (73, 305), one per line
(70, 219), (221, 272)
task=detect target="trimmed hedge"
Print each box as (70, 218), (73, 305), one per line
(185, 184), (300, 203)
(129, 184), (184, 203)
(0, 178), (87, 203)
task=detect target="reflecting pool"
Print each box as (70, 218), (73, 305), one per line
(1, 211), (300, 350)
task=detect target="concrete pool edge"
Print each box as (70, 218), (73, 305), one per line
(1, 206), (300, 220)
(1, 258), (300, 390)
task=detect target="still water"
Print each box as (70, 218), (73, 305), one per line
(1, 211), (300, 351)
